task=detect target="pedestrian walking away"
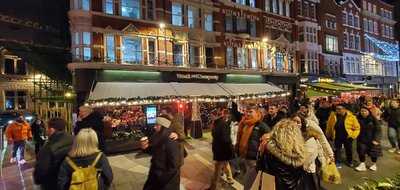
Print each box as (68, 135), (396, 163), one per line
(33, 118), (73, 190)
(31, 117), (46, 157)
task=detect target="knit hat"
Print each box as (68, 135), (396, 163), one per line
(156, 117), (171, 128)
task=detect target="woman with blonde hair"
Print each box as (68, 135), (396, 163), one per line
(262, 119), (307, 190)
(58, 128), (113, 190)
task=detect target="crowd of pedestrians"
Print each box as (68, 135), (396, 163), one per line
(3, 95), (399, 190)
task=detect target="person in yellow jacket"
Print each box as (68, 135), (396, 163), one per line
(326, 104), (360, 168)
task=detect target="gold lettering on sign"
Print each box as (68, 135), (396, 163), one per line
(263, 16), (292, 32)
(176, 74), (219, 80)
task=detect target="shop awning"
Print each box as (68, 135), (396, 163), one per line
(306, 89), (334, 97)
(89, 82), (286, 103)
(170, 83), (229, 97)
(89, 82), (178, 100)
(219, 83), (283, 96)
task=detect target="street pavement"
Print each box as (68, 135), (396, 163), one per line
(0, 129), (399, 190)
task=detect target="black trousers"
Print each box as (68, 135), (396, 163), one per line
(334, 138), (353, 163)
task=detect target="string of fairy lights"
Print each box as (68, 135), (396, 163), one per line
(86, 91), (291, 107)
(365, 34), (399, 62)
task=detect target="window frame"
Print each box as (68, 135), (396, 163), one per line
(172, 3), (183, 26)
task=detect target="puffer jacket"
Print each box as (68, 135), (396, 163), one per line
(34, 131), (73, 190)
(6, 121), (32, 142)
(238, 121), (271, 160)
(384, 108), (400, 129)
(326, 111), (361, 140)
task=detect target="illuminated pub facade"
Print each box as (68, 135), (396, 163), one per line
(68, 0), (299, 105)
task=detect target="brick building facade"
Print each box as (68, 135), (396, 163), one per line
(68, 0), (300, 105)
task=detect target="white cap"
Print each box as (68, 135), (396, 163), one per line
(156, 117), (171, 128)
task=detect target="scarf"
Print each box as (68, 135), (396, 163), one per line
(237, 111), (262, 157)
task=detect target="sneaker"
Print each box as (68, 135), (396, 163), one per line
(18, 159), (26, 165)
(346, 161), (354, 168)
(10, 157), (16, 164)
(336, 162), (342, 169)
(369, 164), (377, 171)
(389, 148), (397, 153)
(355, 162), (367, 172)
(396, 150), (400, 155)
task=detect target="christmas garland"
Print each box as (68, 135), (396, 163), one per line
(86, 91), (290, 107)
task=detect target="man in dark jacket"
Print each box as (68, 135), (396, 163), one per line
(209, 108), (235, 190)
(383, 99), (400, 154)
(237, 105), (271, 190)
(31, 118), (46, 157)
(33, 118), (73, 190)
(263, 105), (283, 129)
(142, 117), (181, 190)
(74, 106), (106, 152)
(316, 99), (332, 133)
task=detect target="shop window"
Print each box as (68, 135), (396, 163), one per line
(105, 35), (115, 63)
(250, 49), (258, 69)
(147, 0), (154, 20)
(226, 48), (234, 68)
(189, 46), (200, 67)
(173, 44), (183, 66)
(188, 6), (199, 28)
(205, 14), (213, 32)
(122, 36), (142, 64)
(148, 39), (156, 65)
(275, 52), (284, 72)
(5, 91), (26, 110)
(250, 21), (256, 37)
(225, 16), (233, 32)
(172, 3), (183, 26)
(105, 0), (113, 14)
(237, 48), (248, 69)
(206, 48), (214, 68)
(325, 35), (338, 53)
(121, 0), (141, 19)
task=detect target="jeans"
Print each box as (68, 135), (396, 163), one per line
(210, 161), (233, 190)
(12, 141), (26, 160)
(243, 159), (257, 190)
(334, 138), (353, 163)
(388, 127), (400, 149)
(229, 153), (241, 174)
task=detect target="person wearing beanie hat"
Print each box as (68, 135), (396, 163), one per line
(142, 117), (181, 190)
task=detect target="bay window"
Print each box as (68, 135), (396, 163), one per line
(121, 0), (141, 19)
(172, 3), (183, 26)
(72, 32), (91, 61)
(325, 35), (338, 53)
(121, 36), (142, 64)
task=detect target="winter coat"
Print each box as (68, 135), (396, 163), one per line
(326, 111), (360, 140)
(58, 152), (113, 190)
(357, 115), (383, 158)
(31, 120), (46, 143)
(302, 119), (334, 173)
(315, 107), (332, 131)
(265, 141), (306, 190)
(212, 117), (234, 161)
(384, 108), (400, 129)
(238, 121), (271, 160)
(143, 127), (181, 190)
(169, 114), (186, 166)
(33, 131), (73, 190)
(6, 121), (32, 142)
(75, 111), (106, 151)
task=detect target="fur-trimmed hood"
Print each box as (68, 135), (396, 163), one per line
(266, 139), (305, 168)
